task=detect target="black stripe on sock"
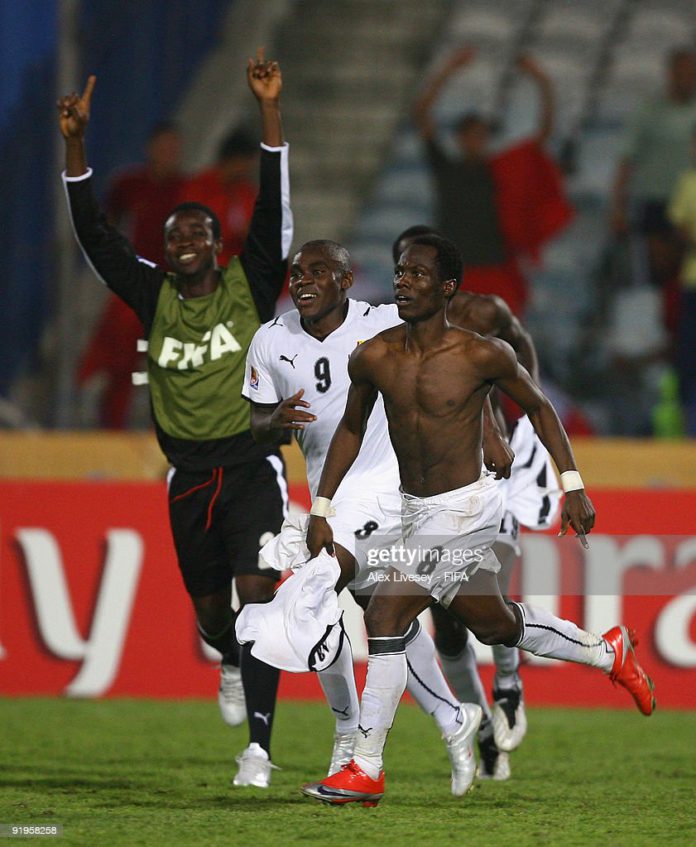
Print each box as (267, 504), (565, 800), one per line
(406, 657), (460, 714)
(526, 623), (604, 649)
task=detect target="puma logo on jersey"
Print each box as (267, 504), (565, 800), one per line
(279, 354), (298, 369)
(157, 323), (241, 370)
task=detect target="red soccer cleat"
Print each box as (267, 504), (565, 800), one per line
(603, 626), (656, 716)
(301, 759), (384, 807)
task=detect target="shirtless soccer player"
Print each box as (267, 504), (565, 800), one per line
(239, 240), (512, 795)
(394, 226), (560, 779)
(301, 233), (655, 806)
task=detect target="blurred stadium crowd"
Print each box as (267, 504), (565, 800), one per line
(2, 0), (696, 437)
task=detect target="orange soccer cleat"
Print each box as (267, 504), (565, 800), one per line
(603, 626), (656, 716)
(301, 760), (384, 807)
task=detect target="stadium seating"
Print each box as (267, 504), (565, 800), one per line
(347, 0), (696, 431)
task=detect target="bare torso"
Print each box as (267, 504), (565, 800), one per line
(364, 322), (491, 496)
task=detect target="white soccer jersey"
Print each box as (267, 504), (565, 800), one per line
(242, 299), (401, 498)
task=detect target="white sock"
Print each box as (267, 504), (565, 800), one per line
(514, 603), (614, 671)
(405, 621), (465, 737)
(492, 643), (521, 692)
(317, 634), (359, 733)
(352, 638), (407, 779)
(438, 640), (492, 722)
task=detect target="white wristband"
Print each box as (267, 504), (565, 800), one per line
(310, 497), (335, 518)
(560, 471), (584, 492)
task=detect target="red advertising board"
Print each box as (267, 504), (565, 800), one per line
(1, 481), (694, 708)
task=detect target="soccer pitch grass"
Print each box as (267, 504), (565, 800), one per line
(1, 699), (694, 847)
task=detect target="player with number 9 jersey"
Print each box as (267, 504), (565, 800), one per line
(243, 295), (403, 583)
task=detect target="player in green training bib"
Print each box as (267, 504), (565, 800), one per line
(58, 48), (292, 788)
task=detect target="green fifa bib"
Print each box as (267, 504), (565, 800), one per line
(147, 259), (259, 440)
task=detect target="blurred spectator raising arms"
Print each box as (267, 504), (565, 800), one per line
(667, 125), (696, 436)
(78, 123), (185, 428)
(414, 49), (573, 317)
(611, 49), (696, 296)
(180, 128), (259, 265)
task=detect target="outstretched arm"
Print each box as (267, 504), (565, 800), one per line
(414, 47), (476, 141)
(242, 47), (292, 321)
(473, 337), (594, 542)
(57, 75), (163, 322)
(58, 75), (95, 176)
(247, 46), (283, 148)
(307, 348), (379, 556)
(517, 55), (554, 145)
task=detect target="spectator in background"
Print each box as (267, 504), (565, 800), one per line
(77, 122), (185, 428)
(179, 127), (259, 265)
(414, 48), (573, 317)
(611, 49), (696, 314)
(667, 124), (696, 436)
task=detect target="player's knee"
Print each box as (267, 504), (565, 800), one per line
(363, 603), (405, 638)
(431, 606), (468, 656)
(236, 576), (277, 607)
(237, 586), (275, 606)
(192, 594), (230, 634)
(469, 619), (517, 647)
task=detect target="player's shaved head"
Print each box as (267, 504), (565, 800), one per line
(299, 240), (351, 276)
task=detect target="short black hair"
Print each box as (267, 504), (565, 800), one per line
(453, 111), (489, 134)
(148, 120), (179, 141)
(217, 127), (258, 161)
(296, 240), (351, 275)
(403, 234), (463, 290)
(164, 202), (222, 240)
(391, 225), (438, 263)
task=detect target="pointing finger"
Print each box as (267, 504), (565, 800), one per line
(82, 75), (96, 106)
(558, 512), (569, 537)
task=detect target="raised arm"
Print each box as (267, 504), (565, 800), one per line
(57, 75), (163, 324)
(516, 55), (554, 145)
(247, 46), (283, 148)
(306, 347), (379, 556)
(473, 337), (594, 542)
(241, 48), (292, 321)
(414, 48), (476, 141)
(59, 75), (95, 177)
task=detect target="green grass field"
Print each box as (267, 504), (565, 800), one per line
(1, 699), (694, 847)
